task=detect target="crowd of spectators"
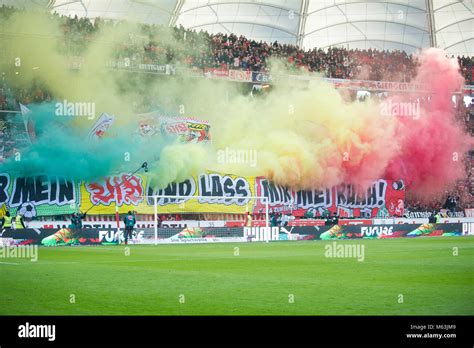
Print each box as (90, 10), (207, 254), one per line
(458, 56), (473, 85)
(0, 5), (472, 110)
(0, 6), (472, 111)
(0, 5), (472, 84)
(141, 24), (473, 84)
(188, 33), (421, 81)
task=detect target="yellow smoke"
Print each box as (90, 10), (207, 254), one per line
(0, 11), (402, 190)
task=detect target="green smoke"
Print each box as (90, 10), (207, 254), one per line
(0, 102), (171, 180)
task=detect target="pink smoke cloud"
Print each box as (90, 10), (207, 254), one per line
(383, 48), (472, 198)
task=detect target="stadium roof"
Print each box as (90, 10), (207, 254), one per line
(2, 0), (473, 55)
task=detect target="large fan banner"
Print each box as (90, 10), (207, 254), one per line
(136, 112), (211, 143)
(0, 172), (404, 218)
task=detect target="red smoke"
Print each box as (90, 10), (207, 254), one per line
(384, 48), (472, 198)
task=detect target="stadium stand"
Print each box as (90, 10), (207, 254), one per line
(0, 5), (472, 86)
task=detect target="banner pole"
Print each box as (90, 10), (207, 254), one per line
(115, 203), (120, 243)
(154, 196), (158, 245)
(265, 197), (269, 230)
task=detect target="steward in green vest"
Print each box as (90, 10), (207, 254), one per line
(15, 213), (26, 229)
(1, 211), (13, 228)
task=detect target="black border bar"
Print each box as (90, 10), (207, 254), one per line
(0, 316), (472, 346)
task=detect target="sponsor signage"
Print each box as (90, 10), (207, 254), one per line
(464, 208), (474, 218)
(0, 228), (101, 245)
(252, 72), (272, 83)
(462, 222), (474, 235)
(1, 222), (467, 245)
(374, 218), (428, 225)
(229, 69), (252, 82)
(289, 219), (326, 226)
(360, 225), (393, 237)
(404, 211), (465, 218)
(339, 219), (373, 226)
(161, 237), (244, 244)
(29, 219), (225, 230)
(138, 64), (167, 73)
(204, 68), (229, 79)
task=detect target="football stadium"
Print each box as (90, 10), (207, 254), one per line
(0, 0), (473, 344)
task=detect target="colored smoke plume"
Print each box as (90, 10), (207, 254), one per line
(384, 48), (472, 198)
(0, 11), (471, 200)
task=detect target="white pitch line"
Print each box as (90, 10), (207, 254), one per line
(28, 259), (165, 265)
(0, 261), (20, 265)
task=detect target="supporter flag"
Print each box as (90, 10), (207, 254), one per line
(19, 103), (35, 142)
(87, 112), (115, 140)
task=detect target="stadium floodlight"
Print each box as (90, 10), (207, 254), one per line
(133, 195), (270, 244)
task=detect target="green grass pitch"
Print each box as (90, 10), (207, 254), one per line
(1, 237), (473, 315)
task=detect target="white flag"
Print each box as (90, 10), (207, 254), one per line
(19, 103), (30, 115)
(19, 103), (32, 143)
(87, 112), (115, 140)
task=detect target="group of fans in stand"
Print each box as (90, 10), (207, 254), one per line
(1, 4), (473, 113)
